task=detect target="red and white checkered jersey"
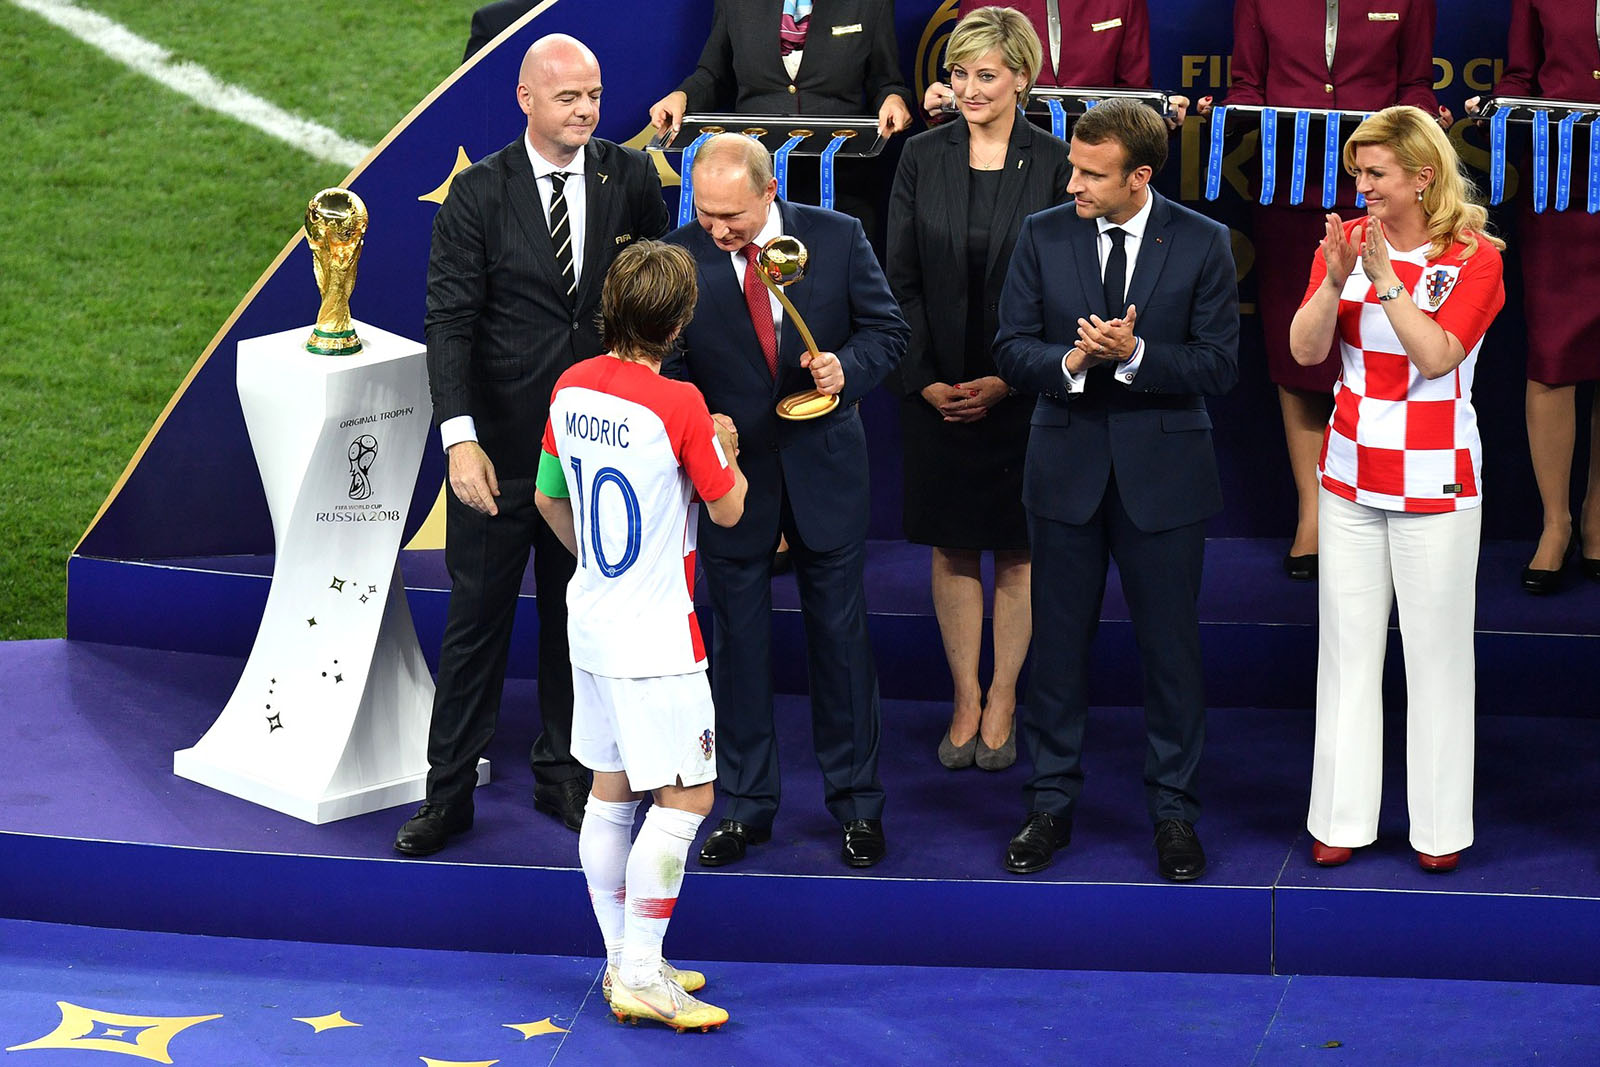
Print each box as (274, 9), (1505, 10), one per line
(540, 356), (734, 678)
(1301, 220), (1505, 513)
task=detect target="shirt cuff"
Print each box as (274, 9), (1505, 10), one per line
(1114, 338), (1145, 386)
(439, 415), (478, 452)
(1060, 352), (1088, 394)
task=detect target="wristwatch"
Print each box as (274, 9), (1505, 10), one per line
(1377, 284), (1407, 302)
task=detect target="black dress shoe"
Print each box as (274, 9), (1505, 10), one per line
(532, 777), (589, 832)
(841, 818), (886, 868)
(1584, 556), (1600, 582)
(1522, 536), (1574, 595)
(1005, 811), (1072, 874)
(1283, 553), (1318, 581)
(393, 802), (473, 857)
(1154, 818), (1206, 882)
(697, 818), (770, 867)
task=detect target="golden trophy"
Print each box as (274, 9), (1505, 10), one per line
(755, 235), (841, 421)
(303, 188), (369, 355)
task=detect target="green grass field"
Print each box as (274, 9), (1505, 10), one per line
(0, 1), (472, 639)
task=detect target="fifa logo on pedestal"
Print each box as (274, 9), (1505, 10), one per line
(348, 434), (378, 500)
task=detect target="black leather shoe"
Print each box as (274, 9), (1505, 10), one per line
(1154, 818), (1206, 882)
(1005, 811), (1072, 874)
(698, 818), (770, 867)
(1522, 536), (1574, 595)
(1584, 556), (1600, 582)
(393, 802), (473, 857)
(1283, 553), (1318, 581)
(841, 818), (886, 868)
(533, 777), (589, 832)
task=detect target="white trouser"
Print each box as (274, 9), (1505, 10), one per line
(1306, 488), (1481, 856)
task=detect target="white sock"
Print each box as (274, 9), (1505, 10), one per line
(620, 804), (704, 988)
(578, 794), (638, 969)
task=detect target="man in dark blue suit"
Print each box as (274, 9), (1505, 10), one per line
(993, 99), (1238, 882)
(665, 134), (907, 869)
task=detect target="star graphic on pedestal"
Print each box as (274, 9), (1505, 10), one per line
(503, 1017), (569, 1039)
(333, 673), (343, 683)
(329, 576), (346, 592)
(307, 617), (318, 628)
(7, 1001), (222, 1062)
(418, 146), (475, 205)
(267, 714), (283, 732)
(293, 1010), (361, 1033)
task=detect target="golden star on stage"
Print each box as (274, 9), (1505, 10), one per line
(6, 1001), (223, 1064)
(418, 147), (475, 205)
(292, 1010), (361, 1033)
(419, 1058), (500, 1067)
(503, 1017), (569, 1039)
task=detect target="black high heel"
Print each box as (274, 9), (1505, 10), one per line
(1521, 535), (1574, 595)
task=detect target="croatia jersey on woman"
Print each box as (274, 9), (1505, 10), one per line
(538, 356), (735, 679)
(1301, 219), (1505, 514)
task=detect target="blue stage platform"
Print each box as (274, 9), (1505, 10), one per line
(3, 630), (1598, 987)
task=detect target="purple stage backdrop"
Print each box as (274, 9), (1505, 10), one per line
(73, 0), (1554, 613)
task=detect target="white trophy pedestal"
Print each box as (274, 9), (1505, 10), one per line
(174, 320), (487, 824)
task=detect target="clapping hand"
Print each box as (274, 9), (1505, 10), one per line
(1319, 213), (1361, 290)
(1072, 306), (1140, 366)
(1360, 217), (1400, 290)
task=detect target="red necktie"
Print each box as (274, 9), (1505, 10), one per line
(742, 243), (779, 378)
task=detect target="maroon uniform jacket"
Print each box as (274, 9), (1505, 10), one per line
(1493, 0), (1600, 103)
(1226, 0), (1436, 113)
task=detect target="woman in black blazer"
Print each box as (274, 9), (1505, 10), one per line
(887, 7), (1071, 772)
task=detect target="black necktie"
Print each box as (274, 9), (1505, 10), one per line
(548, 172), (576, 303)
(1102, 226), (1127, 319)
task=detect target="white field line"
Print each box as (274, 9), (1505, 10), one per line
(9, 0), (369, 167)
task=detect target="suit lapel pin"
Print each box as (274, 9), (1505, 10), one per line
(1016, 159), (1023, 169)
(598, 172), (609, 184)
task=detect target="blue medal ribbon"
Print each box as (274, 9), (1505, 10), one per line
(675, 131), (715, 227)
(819, 134), (849, 210)
(1532, 109), (1550, 213)
(1258, 107), (1279, 205)
(1205, 105), (1227, 201)
(1353, 113), (1375, 209)
(1590, 118), (1600, 212)
(1322, 110), (1341, 208)
(1289, 109), (1310, 206)
(1488, 106), (1510, 206)
(1557, 111), (1580, 211)
(772, 133), (806, 202)
(1046, 97), (1068, 141)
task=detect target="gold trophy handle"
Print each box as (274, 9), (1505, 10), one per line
(759, 274), (839, 420)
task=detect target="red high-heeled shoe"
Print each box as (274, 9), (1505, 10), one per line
(1417, 851), (1460, 872)
(1311, 840), (1352, 866)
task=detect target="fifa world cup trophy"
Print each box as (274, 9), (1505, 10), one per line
(304, 188), (369, 355)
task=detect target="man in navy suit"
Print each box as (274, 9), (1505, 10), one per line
(664, 134), (907, 869)
(993, 99), (1238, 882)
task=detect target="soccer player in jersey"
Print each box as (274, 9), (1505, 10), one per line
(535, 240), (747, 1032)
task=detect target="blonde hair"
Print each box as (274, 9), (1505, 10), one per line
(945, 6), (1042, 105)
(1342, 105), (1504, 259)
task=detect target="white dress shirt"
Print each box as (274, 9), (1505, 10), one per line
(1062, 190), (1152, 393)
(440, 137), (590, 452)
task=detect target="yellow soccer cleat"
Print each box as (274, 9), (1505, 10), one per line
(609, 969), (728, 1033)
(602, 960), (705, 1002)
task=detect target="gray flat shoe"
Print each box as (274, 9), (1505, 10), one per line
(975, 724), (1017, 771)
(938, 728), (977, 769)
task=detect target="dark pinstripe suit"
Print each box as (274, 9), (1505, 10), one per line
(422, 136), (670, 806)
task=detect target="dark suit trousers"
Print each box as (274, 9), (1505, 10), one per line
(700, 493), (885, 830)
(1025, 473), (1207, 825)
(425, 476), (581, 807)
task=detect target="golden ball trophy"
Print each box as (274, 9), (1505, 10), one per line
(303, 188), (369, 356)
(756, 235), (841, 421)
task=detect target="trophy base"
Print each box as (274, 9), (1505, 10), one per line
(306, 326), (365, 356)
(776, 389), (839, 421)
